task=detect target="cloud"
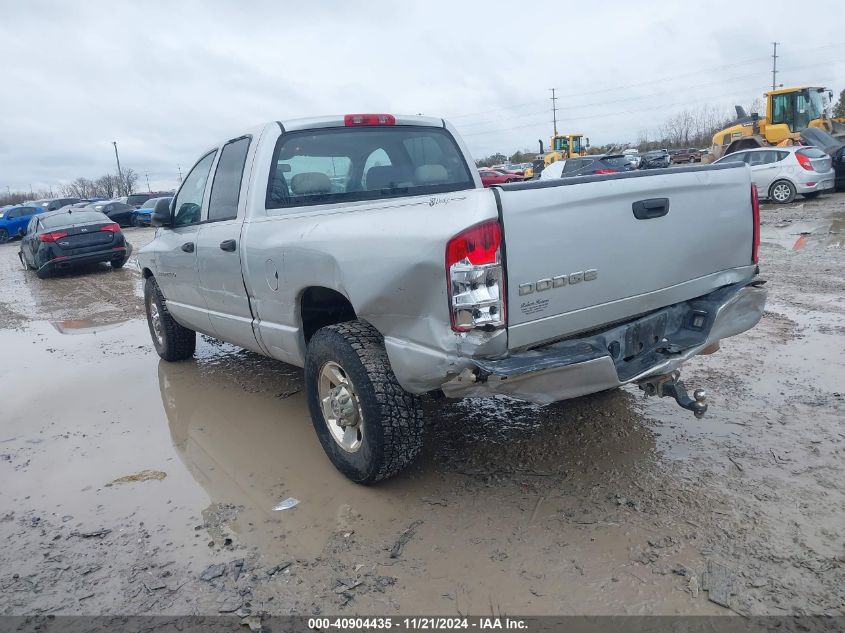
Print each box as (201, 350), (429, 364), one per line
(1, 0), (843, 191)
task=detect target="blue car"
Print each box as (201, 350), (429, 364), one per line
(0, 205), (43, 243)
(131, 196), (172, 227)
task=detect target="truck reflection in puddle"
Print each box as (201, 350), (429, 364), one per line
(157, 358), (434, 557)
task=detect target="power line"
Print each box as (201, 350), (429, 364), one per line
(446, 41), (845, 123)
(458, 60), (838, 138)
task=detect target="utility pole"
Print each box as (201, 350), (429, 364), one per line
(177, 165), (183, 183)
(145, 172), (151, 193)
(29, 184), (33, 196)
(549, 88), (559, 135)
(771, 42), (779, 91)
(112, 141), (124, 196)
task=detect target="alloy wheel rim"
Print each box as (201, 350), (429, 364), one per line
(148, 298), (164, 345)
(773, 184), (790, 202)
(318, 361), (364, 453)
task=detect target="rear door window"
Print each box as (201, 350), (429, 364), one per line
(266, 125), (473, 210)
(208, 136), (251, 222)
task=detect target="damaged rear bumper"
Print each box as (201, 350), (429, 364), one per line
(441, 280), (767, 404)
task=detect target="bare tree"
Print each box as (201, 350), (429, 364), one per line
(120, 168), (139, 195)
(95, 174), (118, 199)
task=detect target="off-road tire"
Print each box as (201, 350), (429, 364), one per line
(769, 179), (796, 204)
(304, 320), (425, 484)
(144, 276), (196, 361)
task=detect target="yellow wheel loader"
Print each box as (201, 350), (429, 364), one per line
(707, 86), (845, 162)
(544, 134), (589, 166)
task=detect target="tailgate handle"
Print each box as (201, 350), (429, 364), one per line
(181, 242), (194, 253)
(219, 239), (237, 252)
(632, 198), (670, 219)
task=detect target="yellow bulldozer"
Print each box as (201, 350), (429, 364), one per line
(708, 86), (845, 161)
(543, 133), (589, 166)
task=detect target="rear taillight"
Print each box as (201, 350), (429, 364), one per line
(344, 113), (396, 126)
(100, 223), (120, 233)
(795, 151), (814, 171)
(446, 220), (506, 332)
(594, 169), (618, 174)
(39, 231), (68, 243)
(751, 184), (760, 264)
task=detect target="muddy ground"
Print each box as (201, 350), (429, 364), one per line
(0, 194), (843, 620)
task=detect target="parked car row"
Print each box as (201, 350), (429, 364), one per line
(0, 192), (171, 277)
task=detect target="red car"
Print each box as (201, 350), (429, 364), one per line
(478, 169), (521, 187)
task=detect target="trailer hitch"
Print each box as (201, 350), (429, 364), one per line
(637, 371), (708, 419)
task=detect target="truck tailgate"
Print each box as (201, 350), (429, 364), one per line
(498, 163), (756, 350)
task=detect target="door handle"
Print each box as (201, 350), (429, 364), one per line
(219, 239), (237, 252)
(181, 242), (194, 253)
(632, 198), (670, 220)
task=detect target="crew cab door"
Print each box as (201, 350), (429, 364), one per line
(154, 150), (217, 335)
(195, 136), (263, 352)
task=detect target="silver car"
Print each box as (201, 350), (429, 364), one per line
(714, 146), (834, 203)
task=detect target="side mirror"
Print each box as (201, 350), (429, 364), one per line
(151, 198), (173, 228)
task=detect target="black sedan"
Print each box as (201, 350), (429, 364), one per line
(18, 209), (131, 278)
(641, 149), (671, 169)
(85, 201), (137, 226)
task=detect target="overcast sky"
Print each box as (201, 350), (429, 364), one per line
(2, 0), (843, 193)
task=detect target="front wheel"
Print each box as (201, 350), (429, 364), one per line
(0, 229), (8, 244)
(304, 320), (425, 484)
(144, 276), (196, 361)
(131, 215), (139, 227)
(769, 179), (796, 204)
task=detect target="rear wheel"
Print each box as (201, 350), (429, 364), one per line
(131, 214), (140, 227)
(304, 320), (425, 484)
(111, 255), (128, 269)
(144, 276), (196, 361)
(769, 180), (796, 204)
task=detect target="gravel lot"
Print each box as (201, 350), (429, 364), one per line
(0, 193), (843, 619)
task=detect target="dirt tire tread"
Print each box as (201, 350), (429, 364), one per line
(305, 319), (424, 483)
(144, 276), (196, 361)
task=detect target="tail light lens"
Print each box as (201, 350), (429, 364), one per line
(446, 220), (506, 332)
(795, 151), (814, 171)
(594, 169), (618, 174)
(751, 184), (760, 264)
(344, 114), (396, 126)
(100, 223), (121, 233)
(39, 231), (68, 243)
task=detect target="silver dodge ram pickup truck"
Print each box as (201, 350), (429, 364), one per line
(138, 113), (766, 483)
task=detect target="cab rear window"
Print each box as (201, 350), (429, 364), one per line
(266, 126), (474, 210)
